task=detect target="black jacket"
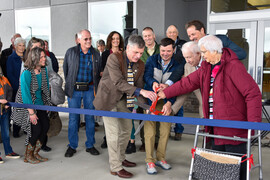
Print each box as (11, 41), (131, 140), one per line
(63, 44), (101, 98)
(168, 37), (187, 83)
(101, 49), (110, 72)
(0, 45), (13, 77)
(48, 51), (59, 73)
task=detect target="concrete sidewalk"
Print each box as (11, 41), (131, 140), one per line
(1, 112), (269, 179)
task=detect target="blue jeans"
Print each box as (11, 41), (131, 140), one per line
(0, 109), (13, 155)
(174, 106), (184, 133)
(67, 85), (95, 149)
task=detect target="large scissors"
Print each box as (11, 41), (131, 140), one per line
(133, 101), (163, 135)
(133, 101), (151, 135)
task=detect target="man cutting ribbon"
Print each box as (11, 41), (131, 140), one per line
(143, 37), (182, 175)
(93, 35), (156, 178)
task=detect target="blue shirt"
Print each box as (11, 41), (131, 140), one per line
(76, 48), (93, 83)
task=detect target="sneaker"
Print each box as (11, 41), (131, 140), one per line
(0, 157), (4, 163)
(6, 152), (20, 159)
(146, 162), (157, 174)
(155, 160), (171, 170)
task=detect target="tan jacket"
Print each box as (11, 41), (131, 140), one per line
(171, 62), (203, 118)
(93, 51), (145, 111)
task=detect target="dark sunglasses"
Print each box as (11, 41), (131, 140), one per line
(84, 37), (92, 41)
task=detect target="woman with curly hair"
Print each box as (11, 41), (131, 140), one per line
(100, 31), (124, 74)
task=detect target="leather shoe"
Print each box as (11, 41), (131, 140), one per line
(13, 133), (21, 138)
(139, 143), (145, 152)
(174, 133), (182, 141)
(101, 138), (107, 149)
(111, 169), (133, 178)
(80, 122), (85, 128)
(125, 141), (136, 154)
(41, 145), (52, 152)
(95, 122), (100, 127)
(65, 147), (76, 157)
(122, 159), (136, 167)
(86, 147), (100, 155)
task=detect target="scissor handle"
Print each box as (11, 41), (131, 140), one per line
(149, 87), (163, 115)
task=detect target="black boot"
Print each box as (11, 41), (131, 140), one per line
(125, 141), (136, 154)
(101, 136), (107, 149)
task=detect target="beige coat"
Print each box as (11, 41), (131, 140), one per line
(93, 51), (145, 111)
(171, 62), (203, 118)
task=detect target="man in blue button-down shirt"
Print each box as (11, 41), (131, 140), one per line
(63, 29), (101, 158)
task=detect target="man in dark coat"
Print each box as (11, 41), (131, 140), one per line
(63, 29), (101, 158)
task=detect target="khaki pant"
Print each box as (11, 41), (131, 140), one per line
(103, 98), (132, 172)
(144, 101), (171, 163)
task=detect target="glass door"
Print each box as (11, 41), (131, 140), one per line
(257, 21), (270, 100)
(209, 22), (257, 78)
(209, 20), (270, 100)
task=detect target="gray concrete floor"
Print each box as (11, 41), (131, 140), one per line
(1, 112), (270, 180)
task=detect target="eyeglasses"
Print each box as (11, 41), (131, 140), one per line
(84, 37), (92, 41)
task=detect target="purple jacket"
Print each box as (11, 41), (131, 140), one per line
(164, 48), (262, 145)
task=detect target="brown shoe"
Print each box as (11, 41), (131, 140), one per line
(174, 133), (182, 141)
(122, 159), (136, 167)
(111, 169), (133, 178)
(139, 143), (145, 152)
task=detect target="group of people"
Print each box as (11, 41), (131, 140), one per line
(0, 19), (262, 180)
(0, 34), (59, 164)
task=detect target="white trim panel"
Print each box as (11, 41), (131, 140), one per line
(209, 9), (270, 23)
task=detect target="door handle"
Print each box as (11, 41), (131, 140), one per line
(257, 66), (261, 85)
(249, 67), (253, 78)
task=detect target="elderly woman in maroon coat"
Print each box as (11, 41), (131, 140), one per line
(158, 35), (261, 180)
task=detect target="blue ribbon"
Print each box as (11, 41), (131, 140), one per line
(8, 102), (270, 131)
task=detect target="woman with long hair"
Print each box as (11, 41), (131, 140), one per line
(11, 47), (51, 164)
(100, 31), (124, 74)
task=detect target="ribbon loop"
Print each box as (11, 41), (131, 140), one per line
(191, 147), (197, 159)
(241, 154), (254, 171)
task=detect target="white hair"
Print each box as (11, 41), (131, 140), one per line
(77, 29), (90, 39)
(198, 35), (223, 53)
(14, 37), (26, 46)
(182, 41), (200, 55)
